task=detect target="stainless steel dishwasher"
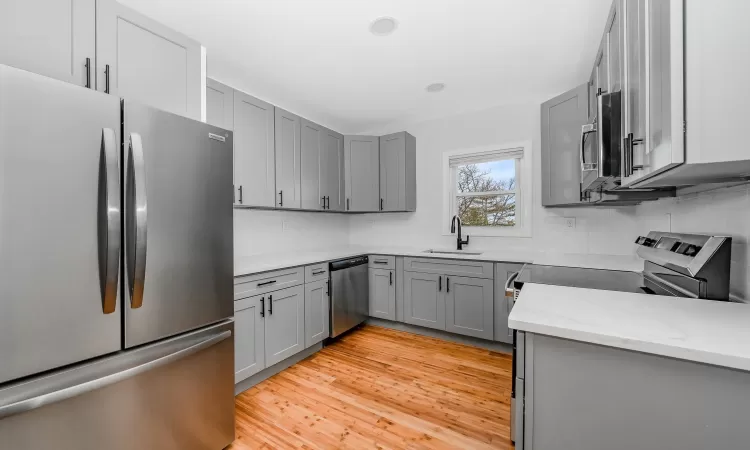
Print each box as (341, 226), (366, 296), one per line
(329, 256), (369, 338)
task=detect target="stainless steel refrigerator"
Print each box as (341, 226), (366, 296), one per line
(0, 64), (235, 449)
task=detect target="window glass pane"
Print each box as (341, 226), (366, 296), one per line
(456, 194), (516, 227)
(456, 160), (516, 194)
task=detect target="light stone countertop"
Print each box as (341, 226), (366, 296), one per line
(234, 245), (644, 277)
(509, 283), (750, 371)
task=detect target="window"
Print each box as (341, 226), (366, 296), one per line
(443, 142), (532, 237)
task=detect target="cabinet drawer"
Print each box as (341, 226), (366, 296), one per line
(234, 267), (303, 300)
(369, 255), (395, 269)
(403, 257), (493, 279)
(304, 263), (329, 283)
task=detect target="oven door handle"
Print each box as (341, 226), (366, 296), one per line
(505, 271), (520, 297)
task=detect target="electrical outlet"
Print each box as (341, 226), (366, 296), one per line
(565, 217), (576, 229)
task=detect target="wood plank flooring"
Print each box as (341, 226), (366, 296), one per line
(228, 325), (514, 449)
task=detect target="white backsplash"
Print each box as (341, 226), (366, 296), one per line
(233, 102), (749, 302)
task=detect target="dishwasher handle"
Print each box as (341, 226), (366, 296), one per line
(330, 256), (369, 271)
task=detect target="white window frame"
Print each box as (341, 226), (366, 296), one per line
(442, 141), (533, 238)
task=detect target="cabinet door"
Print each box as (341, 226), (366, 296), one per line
(379, 132), (404, 211)
(403, 272), (445, 330)
(369, 268), (396, 321)
(304, 279), (330, 348)
(265, 285), (305, 366)
(0, 0), (95, 88)
(622, 0), (648, 186)
(275, 107), (302, 209)
(233, 91), (275, 207)
(344, 135), (379, 212)
(206, 78), (233, 130)
(541, 84), (588, 206)
(605, 1), (623, 93)
(96, 0), (202, 120)
(234, 295), (266, 383)
(322, 128), (345, 211)
(494, 263), (524, 344)
(300, 119), (324, 210)
(444, 276), (493, 340)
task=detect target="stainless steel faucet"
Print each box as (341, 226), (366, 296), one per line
(451, 215), (470, 250)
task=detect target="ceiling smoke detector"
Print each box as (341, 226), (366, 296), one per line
(370, 17), (398, 36)
(426, 83), (446, 93)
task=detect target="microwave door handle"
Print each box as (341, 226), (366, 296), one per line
(128, 133), (148, 309)
(581, 122), (597, 172)
(100, 128), (120, 314)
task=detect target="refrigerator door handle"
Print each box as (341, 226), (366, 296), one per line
(0, 329), (231, 420)
(100, 128), (121, 314)
(127, 133), (148, 309)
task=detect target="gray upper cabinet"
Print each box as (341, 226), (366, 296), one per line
(369, 268), (396, 321)
(403, 271), (445, 331)
(234, 91), (275, 207)
(344, 135), (380, 212)
(379, 132), (417, 212)
(0, 0), (96, 88)
(206, 78), (234, 130)
(322, 128), (345, 211)
(494, 263), (524, 344)
(622, 0), (648, 185)
(541, 84), (589, 206)
(96, 0), (202, 120)
(234, 294), (266, 383)
(304, 279), (329, 348)
(275, 107), (302, 209)
(264, 285), (305, 367)
(605, 1), (623, 94)
(300, 119), (325, 210)
(444, 276), (493, 340)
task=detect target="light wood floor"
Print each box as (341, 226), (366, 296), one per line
(228, 325), (514, 449)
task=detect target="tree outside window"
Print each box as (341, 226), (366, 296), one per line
(455, 159), (517, 227)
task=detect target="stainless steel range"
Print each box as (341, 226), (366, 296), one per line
(508, 231), (732, 447)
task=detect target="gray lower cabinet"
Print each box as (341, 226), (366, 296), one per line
(403, 271), (445, 330)
(379, 132), (417, 212)
(494, 263), (524, 344)
(344, 135), (379, 212)
(234, 294), (266, 383)
(96, 0), (202, 119)
(444, 276), (493, 340)
(369, 268), (396, 321)
(234, 91), (275, 207)
(0, 0), (96, 88)
(304, 279), (330, 348)
(541, 83), (588, 206)
(206, 78), (234, 131)
(275, 107), (302, 209)
(264, 285), (305, 366)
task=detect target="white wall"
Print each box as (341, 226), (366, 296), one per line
(233, 209), (349, 261)
(348, 103), (749, 301)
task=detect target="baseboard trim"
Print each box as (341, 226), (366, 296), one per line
(234, 342), (323, 396)
(366, 318), (512, 354)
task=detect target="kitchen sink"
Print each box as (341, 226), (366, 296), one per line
(423, 249), (484, 256)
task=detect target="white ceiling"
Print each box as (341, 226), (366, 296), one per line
(119, 0), (611, 134)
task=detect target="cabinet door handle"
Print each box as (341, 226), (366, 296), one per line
(439, 276), (442, 291)
(238, 185), (243, 204)
(326, 196), (330, 210)
(260, 297), (265, 317)
(325, 280), (329, 296)
(257, 280), (277, 287)
(84, 57), (91, 89)
(373, 260), (388, 265)
(389, 271), (393, 286)
(321, 196), (326, 209)
(346, 198), (350, 210)
(233, 184), (235, 203)
(279, 190), (283, 207)
(446, 277), (450, 293)
(104, 64), (110, 94)
(268, 294), (273, 315)
(380, 198), (384, 211)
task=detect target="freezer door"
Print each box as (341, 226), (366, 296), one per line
(123, 101), (233, 347)
(0, 65), (122, 385)
(0, 320), (234, 450)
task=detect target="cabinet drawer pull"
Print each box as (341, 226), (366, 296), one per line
(373, 260), (388, 265)
(257, 280), (277, 287)
(312, 270), (325, 276)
